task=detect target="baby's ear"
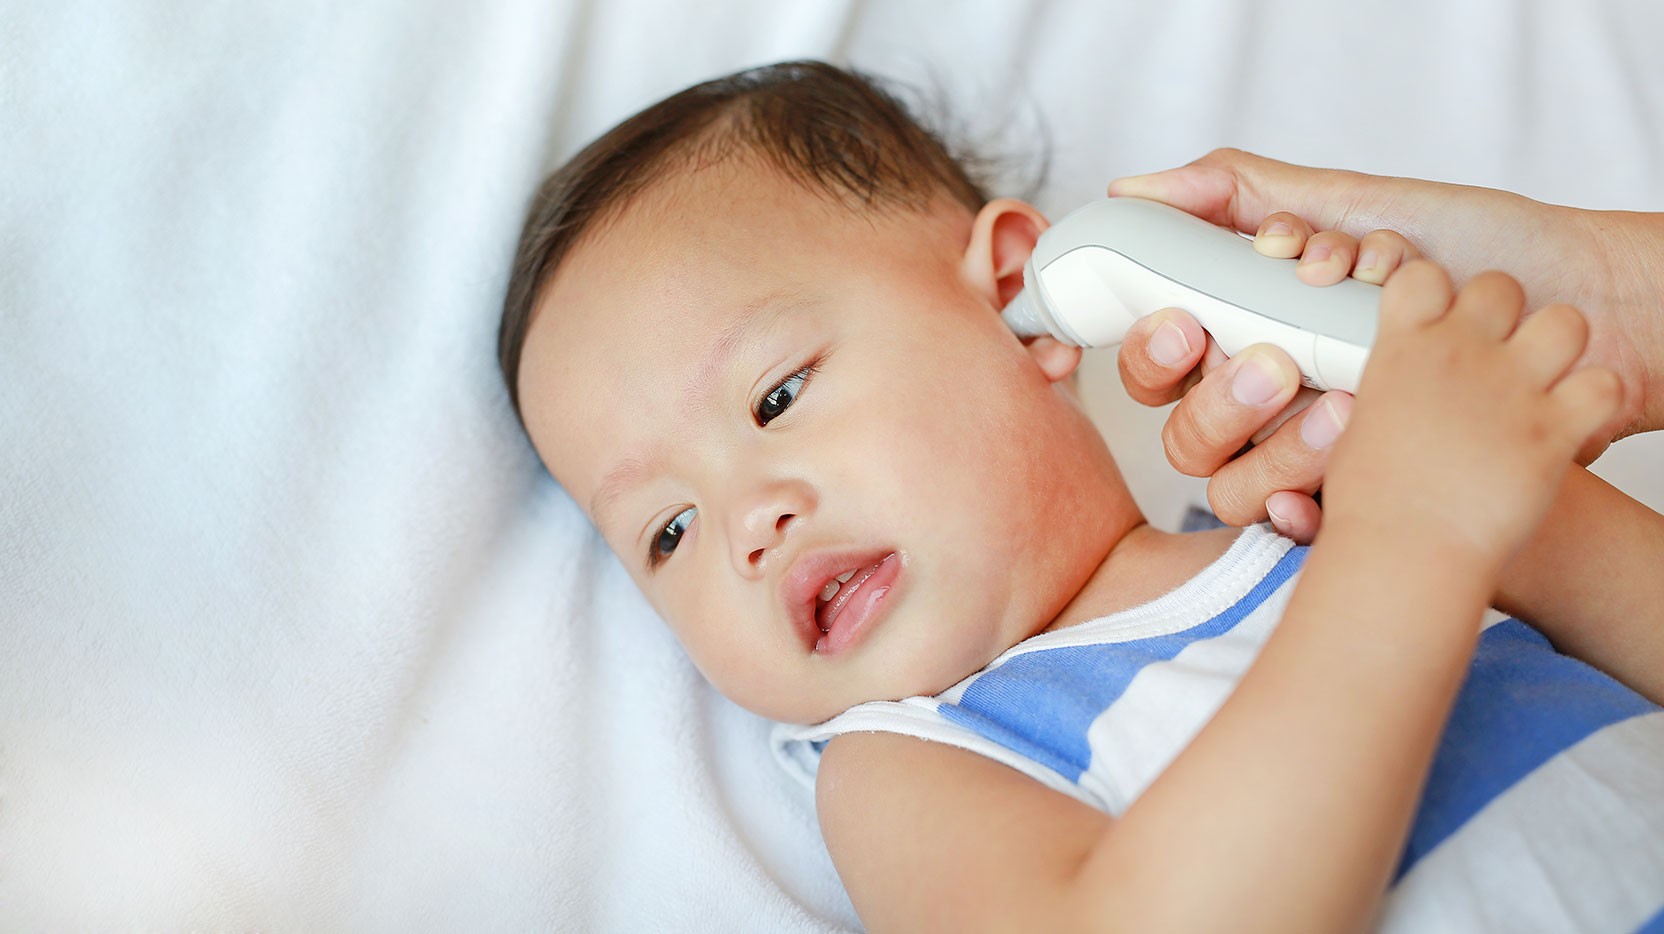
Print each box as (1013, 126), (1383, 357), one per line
(962, 198), (1047, 309)
(963, 199), (1080, 382)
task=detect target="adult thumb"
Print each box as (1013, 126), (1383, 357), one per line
(1109, 148), (1366, 237)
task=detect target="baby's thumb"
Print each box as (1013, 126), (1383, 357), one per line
(1110, 149), (1352, 238)
(1560, 367), (1627, 465)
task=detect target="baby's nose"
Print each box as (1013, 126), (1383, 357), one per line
(728, 480), (814, 574)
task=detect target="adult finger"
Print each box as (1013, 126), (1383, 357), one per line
(1352, 229), (1421, 285)
(1204, 392), (1352, 526)
(1162, 345), (1302, 477)
(1118, 308), (1209, 406)
(1294, 231), (1360, 287)
(1252, 211), (1315, 259)
(1264, 490), (1323, 544)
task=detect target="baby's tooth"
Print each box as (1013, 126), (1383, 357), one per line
(836, 570), (856, 583)
(819, 579), (840, 602)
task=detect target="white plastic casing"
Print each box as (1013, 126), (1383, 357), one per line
(1002, 198), (1380, 393)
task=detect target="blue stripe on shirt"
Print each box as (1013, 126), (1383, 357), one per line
(937, 545), (1306, 783)
(1395, 617), (1659, 880)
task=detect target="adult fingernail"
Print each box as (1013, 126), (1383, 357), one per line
(1255, 222), (1300, 258)
(1231, 352), (1285, 406)
(1300, 396), (1348, 448)
(1148, 320), (1191, 366)
(1265, 498), (1292, 532)
(1298, 243), (1333, 267)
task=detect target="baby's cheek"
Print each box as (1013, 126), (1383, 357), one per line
(657, 576), (735, 680)
(687, 625), (795, 720)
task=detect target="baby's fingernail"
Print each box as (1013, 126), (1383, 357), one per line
(1300, 396), (1348, 449)
(1356, 249), (1382, 278)
(1231, 352), (1285, 406)
(1259, 220), (1294, 239)
(1148, 320), (1191, 366)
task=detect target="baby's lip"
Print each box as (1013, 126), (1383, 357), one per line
(781, 547), (899, 653)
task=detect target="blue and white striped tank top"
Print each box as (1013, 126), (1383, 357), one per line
(773, 525), (1664, 932)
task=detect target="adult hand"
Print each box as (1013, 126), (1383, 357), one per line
(1111, 148), (1664, 541)
(1120, 219), (1415, 542)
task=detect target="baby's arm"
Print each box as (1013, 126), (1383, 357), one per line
(1254, 215), (1664, 701)
(817, 731), (1109, 932)
(818, 265), (1621, 930)
(1495, 467), (1664, 704)
(1210, 217), (1664, 702)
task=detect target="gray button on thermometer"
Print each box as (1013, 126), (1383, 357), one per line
(1002, 197), (1379, 393)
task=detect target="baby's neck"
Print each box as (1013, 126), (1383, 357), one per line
(1041, 522), (1243, 634)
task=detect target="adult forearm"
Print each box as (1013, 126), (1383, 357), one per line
(1495, 466), (1664, 705)
(1067, 524), (1491, 931)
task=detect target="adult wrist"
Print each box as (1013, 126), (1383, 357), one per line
(1572, 206), (1664, 436)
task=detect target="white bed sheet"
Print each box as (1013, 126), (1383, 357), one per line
(4, 0), (1661, 929)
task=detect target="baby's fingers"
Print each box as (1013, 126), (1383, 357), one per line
(1449, 271), (1526, 340)
(1377, 260), (1456, 335)
(1550, 367), (1625, 454)
(1511, 303), (1589, 386)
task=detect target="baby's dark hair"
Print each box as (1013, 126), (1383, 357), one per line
(497, 60), (994, 420)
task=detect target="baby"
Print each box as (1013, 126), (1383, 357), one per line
(500, 61), (1664, 930)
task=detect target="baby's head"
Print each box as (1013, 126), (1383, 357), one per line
(501, 61), (1138, 724)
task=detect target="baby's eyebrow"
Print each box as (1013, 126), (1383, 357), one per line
(684, 288), (809, 413)
(590, 452), (659, 534)
(589, 289), (808, 535)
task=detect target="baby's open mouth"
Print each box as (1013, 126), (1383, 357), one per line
(784, 548), (903, 656)
(816, 558), (888, 633)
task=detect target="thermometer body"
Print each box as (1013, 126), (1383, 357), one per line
(1001, 197), (1380, 392)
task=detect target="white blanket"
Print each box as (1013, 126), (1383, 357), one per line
(5, 0), (1661, 929)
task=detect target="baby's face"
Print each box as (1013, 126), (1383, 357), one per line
(518, 158), (1127, 723)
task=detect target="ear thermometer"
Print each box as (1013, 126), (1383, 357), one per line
(1001, 197), (1380, 393)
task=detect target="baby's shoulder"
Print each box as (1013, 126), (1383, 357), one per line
(815, 729), (955, 804)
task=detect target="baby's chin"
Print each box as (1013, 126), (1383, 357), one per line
(732, 680), (897, 727)
(793, 661), (994, 726)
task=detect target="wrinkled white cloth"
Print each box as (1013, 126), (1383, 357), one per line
(3, 0), (1661, 929)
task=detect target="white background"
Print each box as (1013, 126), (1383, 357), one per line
(4, 1), (1661, 929)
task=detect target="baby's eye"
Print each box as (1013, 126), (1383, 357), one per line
(756, 363), (817, 426)
(649, 506), (696, 568)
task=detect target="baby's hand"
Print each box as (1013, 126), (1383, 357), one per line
(1320, 261), (1623, 572)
